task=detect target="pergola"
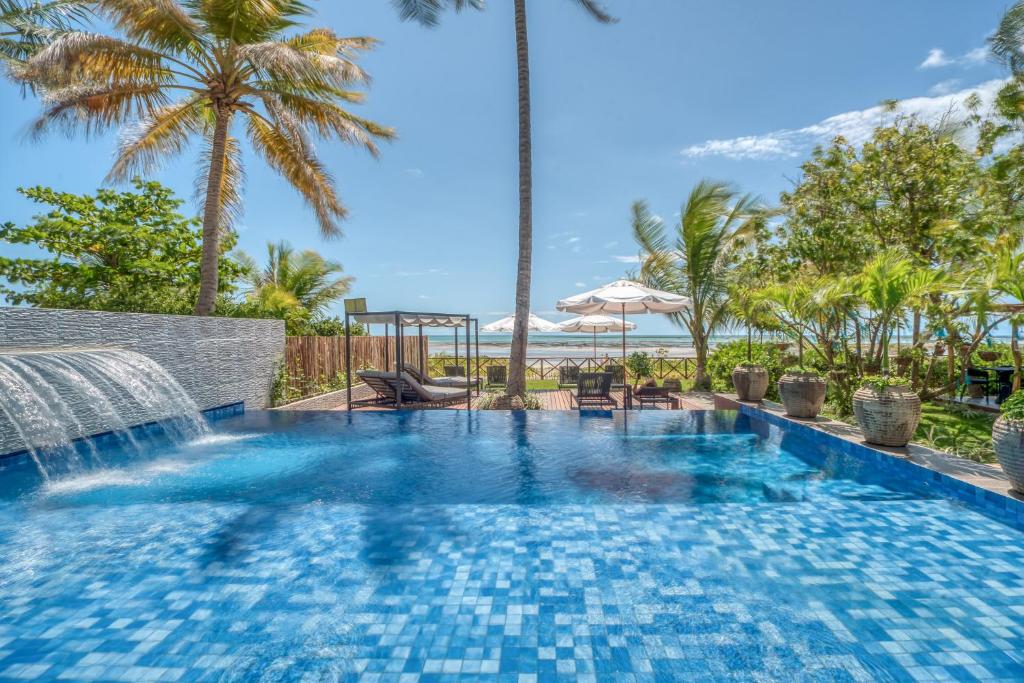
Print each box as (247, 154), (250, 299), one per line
(343, 310), (480, 409)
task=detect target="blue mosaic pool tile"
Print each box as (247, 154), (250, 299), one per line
(1, 501), (1023, 681)
(737, 404), (1024, 532)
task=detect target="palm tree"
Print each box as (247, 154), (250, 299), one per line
(0, 0), (88, 70)
(18, 0), (394, 315)
(632, 181), (762, 390)
(393, 0), (614, 397)
(240, 240), (352, 322)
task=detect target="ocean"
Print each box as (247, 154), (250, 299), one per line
(427, 333), (751, 359)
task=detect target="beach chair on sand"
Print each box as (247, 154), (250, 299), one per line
(571, 372), (614, 409)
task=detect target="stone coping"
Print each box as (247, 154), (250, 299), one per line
(714, 393), (1024, 529)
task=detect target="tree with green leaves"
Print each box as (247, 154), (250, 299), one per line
(0, 180), (242, 313)
(17, 0), (394, 316)
(632, 181), (762, 390)
(237, 240), (351, 335)
(393, 0), (615, 398)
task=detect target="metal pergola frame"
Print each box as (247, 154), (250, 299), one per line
(344, 310), (480, 410)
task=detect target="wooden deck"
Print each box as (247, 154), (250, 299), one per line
(311, 386), (714, 412)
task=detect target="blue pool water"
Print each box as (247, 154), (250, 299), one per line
(0, 410), (1022, 681)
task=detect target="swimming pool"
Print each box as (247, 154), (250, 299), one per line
(0, 410), (1022, 681)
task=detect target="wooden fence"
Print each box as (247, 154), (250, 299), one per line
(282, 335), (428, 400)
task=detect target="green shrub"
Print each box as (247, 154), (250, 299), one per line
(860, 374), (909, 391)
(1002, 391), (1024, 422)
(625, 351), (655, 378)
(706, 340), (787, 401)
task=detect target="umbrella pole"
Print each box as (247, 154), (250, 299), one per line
(593, 330), (597, 359)
(621, 303), (628, 399)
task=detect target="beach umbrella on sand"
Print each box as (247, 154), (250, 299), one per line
(481, 313), (561, 333)
(556, 279), (690, 378)
(558, 314), (637, 358)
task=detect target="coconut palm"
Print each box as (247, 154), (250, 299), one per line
(240, 240), (351, 322)
(632, 181), (762, 390)
(0, 0), (88, 69)
(393, 0), (614, 397)
(17, 0), (394, 315)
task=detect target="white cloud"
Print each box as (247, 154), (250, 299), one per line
(612, 255), (641, 264)
(929, 79), (962, 96)
(418, 294), (430, 299)
(920, 48), (952, 69)
(681, 79), (1005, 161)
(404, 168), (424, 178)
(920, 46), (989, 69)
(574, 281), (587, 288)
(603, 240), (618, 249)
(566, 236), (581, 244)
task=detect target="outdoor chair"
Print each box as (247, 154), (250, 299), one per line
(608, 364), (625, 388)
(572, 372), (614, 409)
(355, 370), (467, 408)
(960, 367), (997, 403)
(486, 365), (507, 388)
(444, 365), (466, 377)
(634, 384), (671, 410)
(402, 364), (479, 390)
(662, 378), (683, 393)
(558, 365), (580, 389)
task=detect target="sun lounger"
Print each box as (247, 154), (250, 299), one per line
(354, 370), (468, 408)
(402, 364), (480, 390)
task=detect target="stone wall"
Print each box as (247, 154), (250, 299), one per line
(0, 308), (284, 454)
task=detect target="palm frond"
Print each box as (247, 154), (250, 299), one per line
(20, 32), (172, 86)
(190, 0), (310, 44)
(107, 94), (206, 180)
(990, 1), (1024, 74)
(29, 81), (168, 138)
(390, 0), (484, 28)
(0, 0), (91, 63)
(570, 0), (616, 24)
(96, 0), (202, 54)
(266, 89), (394, 155)
(246, 112), (346, 237)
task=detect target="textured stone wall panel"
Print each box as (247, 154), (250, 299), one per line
(0, 308), (284, 455)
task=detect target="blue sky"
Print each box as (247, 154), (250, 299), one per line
(0, 0), (1010, 335)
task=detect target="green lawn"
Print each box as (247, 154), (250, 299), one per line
(914, 402), (997, 464)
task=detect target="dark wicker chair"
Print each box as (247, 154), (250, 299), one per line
(662, 378), (683, 393)
(961, 367), (997, 403)
(444, 365), (466, 377)
(608, 364), (625, 388)
(486, 365), (507, 388)
(558, 364), (580, 389)
(572, 372), (614, 409)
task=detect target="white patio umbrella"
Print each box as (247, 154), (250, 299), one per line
(559, 314), (637, 358)
(556, 279), (690, 377)
(481, 313), (561, 333)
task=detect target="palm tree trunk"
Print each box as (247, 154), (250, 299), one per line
(507, 0), (532, 398)
(194, 109), (233, 316)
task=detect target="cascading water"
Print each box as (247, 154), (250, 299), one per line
(0, 349), (208, 479)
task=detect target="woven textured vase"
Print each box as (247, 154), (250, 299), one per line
(852, 385), (921, 447)
(993, 417), (1024, 494)
(732, 365), (769, 402)
(777, 373), (826, 418)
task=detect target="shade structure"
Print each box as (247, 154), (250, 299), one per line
(559, 314), (637, 358)
(481, 313), (561, 333)
(556, 280), (690, 388)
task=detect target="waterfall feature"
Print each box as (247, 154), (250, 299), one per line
(0, 349), (208, 478)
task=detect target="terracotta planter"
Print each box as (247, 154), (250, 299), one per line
(978, 351), (999, 362)
(852, 384), (922, 448)
(993, 417), (1024, 494)
(732, 365), (769, 402)
(777, 373), (826, 418)
(934, 343), (946, 357)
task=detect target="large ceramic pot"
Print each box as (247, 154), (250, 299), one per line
(852, 384), (922, 447)
(993, 417), (1024, 495)
(777, 372), (826, 418)
(732, 364), (769, 402)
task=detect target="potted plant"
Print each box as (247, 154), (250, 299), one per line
(850, 252), (940, 445)
(978, 350), (1000, 362)
(733, 363), (769, 401)
(625, 351), (655, 391)
(777, 366), (827, 418)
(853, 375), (922, 447)
(993, 391), (1024, 495)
